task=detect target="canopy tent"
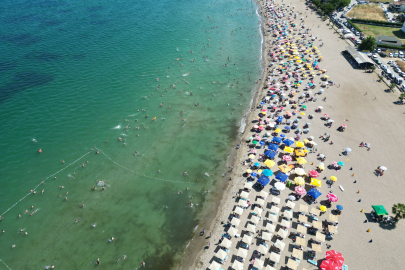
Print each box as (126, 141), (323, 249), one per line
(372, 205), (389, 216)
(253, 259), (264, 270)
(307, 188), (322, 199)
(268, 143), (279, 151)
(262, 231), (273, 241)
(209, 261), (223, 270)
(237, 248), (248, 258)
(264, 159), (276, 167)
(275, 172), (288, 182)
(216, 249), (228, 260)
(221, 238), (232, 248)
(228, 226), (238, 237)
(257, 175), (270, 186)
(242, 234), (252, 244)
(265, 223), (276, 233)
(270, 252), (281, 263)
(232, 261), (244, 270)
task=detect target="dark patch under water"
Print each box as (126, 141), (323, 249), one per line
(4, 14), (41, 24)
(0, 61), (17, 72)
(0, 33), (42, 46)
(39, 18), (63, 27)
(25, 51), (62, 62)
(87, 6), (104, 13)
(72, 54), (86, 60)
(90, 20), (109, 25)
(0, 71), (54, 102)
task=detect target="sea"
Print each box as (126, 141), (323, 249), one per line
(0, 0), (262, 269)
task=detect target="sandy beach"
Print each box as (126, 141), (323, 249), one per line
(184, 0), (405, 269)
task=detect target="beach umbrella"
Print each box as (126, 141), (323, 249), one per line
(318, 106), (323, 109)
(319, 205), (327, 212)
(327, 119), (334, 123)
(311, 178), (321, 187)
(302, 105), (307, 109)
(283, 139), (294, 146)
(295, 186), (306, 195)
(330, 176), (337, 182)
(337, 161), (344, 166)
(301, 112), (305, 115)
(308, 170), (319, 178)
(284, 126), (291, 130)
(325, 250), (345, 267)
(288, 195), (296, 201)
(248, 154), (255, 159)
(294, 168), (306, 175)
(326, 193), (338, 202)
(336, 205), (343, 211)
(254, 162), (260, 167)
(296, 157), (307, 165)
(264, 159), (276, 168)
(307, 188), (322, 199)
(320, 260), (339, 270)
(380, 166), (387, 171)
(275, 172), (288, 182)
(209, 261), (222, 270)
(263, 169), (273, 177)
(372, 205), (389, 216)
(294, 177), (305, 185)
(274, 182), (286, 191)
(280, 134), (286, 138)
(283, 155), (292, 161)
(278, 164), (291, 173)
(251, 172), (258, 177)
(251, 149), (257, 154)
(257, 175), (270, 186)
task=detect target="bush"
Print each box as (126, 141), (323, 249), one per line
(346, 20), (362, 32)
(377, 44), (405, 50)
(349, 18), (402, 27)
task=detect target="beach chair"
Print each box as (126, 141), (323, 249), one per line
(308, 259), (317, 266)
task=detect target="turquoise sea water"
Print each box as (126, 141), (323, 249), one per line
(0, 0), (262, 268)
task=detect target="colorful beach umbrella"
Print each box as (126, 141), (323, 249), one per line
(262, 169), (273, 177)
(326, 193), (338, 202)
(308, 170), (319, 178)
(295, 186), (306, 195)
(325, 250), (344, 267)
(319, 205), (327, 212)
(320, 259), (339, 270)
(264, 159), (276, 168)
(311, 178), (321, 187)
(283, 155), (292, 161)
(294, 177), (305, 185)
(336, 205), (343, 211)
(337, 161), (344, 166)
(330, 176), (337, 182)
(296, 157), (307, 165)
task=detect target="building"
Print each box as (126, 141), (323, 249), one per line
(344, 47), (374, 68)
(391, 1), (405, 12)
(375, 35), (402, 46)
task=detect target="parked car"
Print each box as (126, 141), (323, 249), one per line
(394, 53), (399, 57)
(379, 52), (387, 57)
(389, 53), (394, 57)
(377, 48), (381, 53)
(355, 32), (360, 36)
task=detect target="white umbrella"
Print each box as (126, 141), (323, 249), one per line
(286, 201), (296, 209)
(247, 224), (256, 233)
(270, 252), (281, 263)
(327, 119), (334, 123)
(234, 207), (243, 215)
(240, 191), (249, 199)
(272, 197), (280, 204)
(288, 195), (296, 201)
(345, 148), (352, 152)
(228, 226), (238, 237)
(280, 219), (291, 228)
(254, 207), (263, 216)
(260, 190), (269, 199)
(237, 248), (248, 258)
(270, 206), (280, 215)
(319, 154), (325, 158)
(216, 249), (228, 260)
(258, 244), (268, 254)
(274, 182), (286, 191)
(251, 216), (260, 225)
(209, 261), (222, 270)
(283, 210), (293, 219)
(274, 239), (286, 250)
(254, 259), (264, 269)
(231, 218), (241, 227)
(244, 182), (253, 189)
(256, 198), (265, 207)
(309, 136), (314, 140)
(232, 261), (244, 270)
(242, 234), (252, 244)
(262, 231), (273, 241)
(221, 238), (232, 248)
(294, 168), (306, 175)
(277, 229), (288, 239)
(267, 214), (278, 223)
(265, 222), (276, 232)
(380, 166), (387, 171)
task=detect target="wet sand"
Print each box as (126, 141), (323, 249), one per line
(185, 0), (405, 269)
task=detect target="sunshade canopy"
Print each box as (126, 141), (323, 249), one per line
(228, 226), (238, 236)
(372, 205), (388, 216)
(262, 231), (273, 241)
(257, 175), (270, 186)
(209, 261), (222, 270)
(270, 252), (281, 263)
(275, 172), (288, 182)
(217, 249), (228, 260)
(265, 223), (276, 232)
(221, 238), (232, 248)
(254, 259), (264, 269)
(242, 234), (252, 244)
(232, 261), (244, 270)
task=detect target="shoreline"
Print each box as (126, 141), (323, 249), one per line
(182, 0), (269, 268)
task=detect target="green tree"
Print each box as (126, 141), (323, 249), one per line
(389, 82), (396, 92)
(371, 65), (376, 73)
(358, 36), (377, 52)
(392, 203), (405, 220)
(399, 93), (405, 101)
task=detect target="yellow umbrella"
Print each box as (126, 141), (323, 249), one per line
(301, 112), (305, 115)
(330, 176), (337, 182)
(246, 169), (252, 173)
(319, 205), (327, 212)
(314, 46), (318, 50)
(297, 84), (301, 86)
(264, 159), (276, 168)
(284, 146), (294, 153)
(309, 68), (313, 70)
(258, 169), (263, 174)
(274, 128), (281, 133)
(278, 164), (292, 173)
(294, 177), (305, 185)
(295, 141), (305, 148)
(249, 154), (255, 159)
(311, 178), (322, 187)
(295, 149), (305, 156)
(296, 157), (307, 165)
(303, 149), (309, 153)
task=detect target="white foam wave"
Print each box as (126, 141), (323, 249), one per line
(113, 125), (121, 129)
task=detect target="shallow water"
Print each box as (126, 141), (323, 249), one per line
(0, 0), (262, 268)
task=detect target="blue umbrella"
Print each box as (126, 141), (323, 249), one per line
(260, 102), (265, 105)
(284, 126), (291, 130)
(280, 134), (286, 138)
(257, 175), (270, 186)
(336, 205), (344, 210)
(277, 116), (283, 122)
(254, 162), (260, 167)
(307, 188), (322, 199)
(268, 143), (279, 151)
(275, 172), (288, 182)
(259, 141), (266, 146)
(272, 137), (282, 144)
(283, 139), (294, 146)
(262, 169), (273, 177)
(271, 94), (277, 97)
(251, 172), (257, 177)
(266, 151), (277, 159)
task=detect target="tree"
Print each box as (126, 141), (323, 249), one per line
(389, 82), (396, 92)
(371, 65), (376, 73)
(392, 203), (405, 220)
(399, 93), (405, 101)
(358, 36), (377, 52)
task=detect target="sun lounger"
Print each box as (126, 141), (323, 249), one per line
(308, 259), (317, 266)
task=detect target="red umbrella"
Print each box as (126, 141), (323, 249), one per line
(320, 259), (339, 270)
(325, 250), (344, 267)
(308, 170), (319, 178)
(326, 193), (338, 202)
(295, 186), (306, 195)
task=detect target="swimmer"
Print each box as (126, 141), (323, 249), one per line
(61, 160), (64, 163)
(18, 214), (21, 218)
(12, 245), (15, 248)
(81, 204), (84, 208)
(102, 187), (105, 190)
(33, 191), (36, 194)
(25, 232), (28, 235)
(109, 237), (114, 242)
(42, 189), (44, 194)
(65, 197), (67, 200)
(66, 191), (68, 194)
(31, 206), (34, 209)
(92, 223), (96, 228)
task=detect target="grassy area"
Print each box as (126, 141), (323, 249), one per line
(355, 23), (405, 43)
(346, 4), (387, 21)
(396, 60), (405, 72)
